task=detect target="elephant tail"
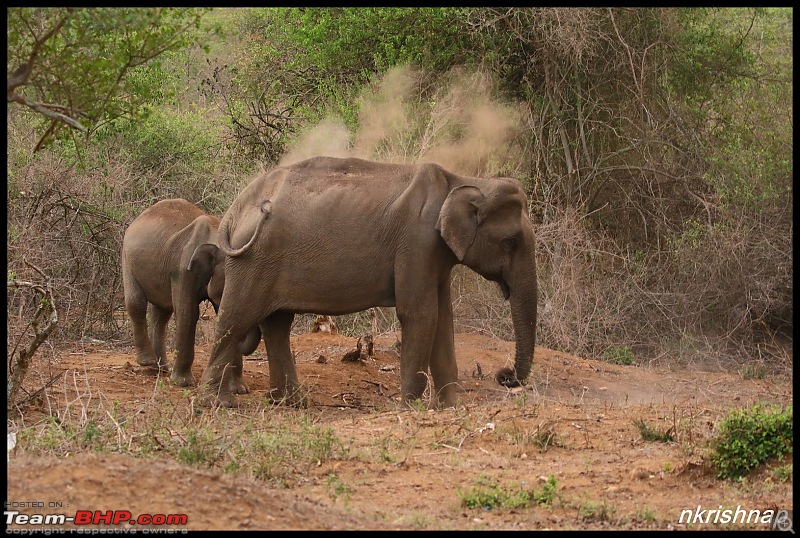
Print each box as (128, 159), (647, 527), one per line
(218, 200), (273, 257)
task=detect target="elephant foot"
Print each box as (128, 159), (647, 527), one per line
(170, 370), (196, 387)
(435, 385), (461, 409)
(195, 363), (246, 406)
(229, 377), (250, 395)
(268, 386), (308, 408)
(136, 355), (170, 372)
(195, 387), (239, 408)
(400, 382), (427, 408)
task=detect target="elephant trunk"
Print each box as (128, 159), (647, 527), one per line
(497, 250), (537, 387)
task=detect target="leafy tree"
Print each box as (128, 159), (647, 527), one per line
(7, 7), (210, 151)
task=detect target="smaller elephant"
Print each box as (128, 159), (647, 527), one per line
(121, 198), (260, 386)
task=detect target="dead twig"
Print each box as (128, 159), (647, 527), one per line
(7, 262), (59, 408)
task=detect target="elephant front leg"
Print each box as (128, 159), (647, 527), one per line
(396, 293), (438, 407)
(149, 304), (172, 372)
(198, 330), (248, 408)
(197, 276), (272, 407)
(125, 288), (160, 369)
(229, 357), (250, 395)
(197, 308), (256, 407)
(170, 302), (199, 387)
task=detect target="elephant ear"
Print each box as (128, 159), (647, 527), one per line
(436, 185), (484, 261)
(187, 243), (221, 288)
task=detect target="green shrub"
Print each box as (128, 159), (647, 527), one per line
(710, 403), (792, 480)
(458, 474), (560, 510)
(176, 428), (219, 467)
(773, 464), (792, 483)
(120, 107), (221, 174)
(603, 345), (635, 365)
(532, 474), (560, 507)
(458, 475), (505, 510)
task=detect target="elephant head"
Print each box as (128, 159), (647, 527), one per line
(436, 179), (538, 387)
(188, 243), (262, 356)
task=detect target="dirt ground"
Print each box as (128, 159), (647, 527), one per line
(7, 317), (794, 531)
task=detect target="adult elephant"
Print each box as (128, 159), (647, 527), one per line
(200, 156), (538, 408)
(121, 198), (261, 386)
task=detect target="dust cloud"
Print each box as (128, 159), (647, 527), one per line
(278, 117), (352, 167)
(278, 65), (524, 177)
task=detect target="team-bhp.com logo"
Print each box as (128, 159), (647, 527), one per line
(6, 510), (188, 527)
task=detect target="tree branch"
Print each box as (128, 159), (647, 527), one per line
(9, 93), (87, 132)
(7, 10), (88, 134)
(7, 11), (70, 96)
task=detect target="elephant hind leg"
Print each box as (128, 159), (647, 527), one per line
(261, 311), (306, 407)
(429, 283), (461, 409)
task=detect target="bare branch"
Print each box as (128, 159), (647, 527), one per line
(7, 264), (59, 408)
(8, 93), (87, 132)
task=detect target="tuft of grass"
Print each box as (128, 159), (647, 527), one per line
(710, 402), (792, 481)
(635, 505), (657, 523)
(632, 418), (674, 443)
(500, 419), (561, 453)
(176, 427), (219, 467)
(409, 398), (428, 412)
(458, 475), (506, 510)
(231, 415), (350, 483)
(533, 425), (562, 452)
(377, 435), (400, 464)
(578, 499), (616, 521)
(18, 414), (120, 454)
(458, 474), (560, 510)
(773, 464), (792, 483)
(17, 394), (353, 488)
(325, 473), (354, 505)
(404, 512), (435, 529)
(738, 362), (768, 380)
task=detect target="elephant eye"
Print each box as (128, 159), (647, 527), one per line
(501, 236), (518, 253)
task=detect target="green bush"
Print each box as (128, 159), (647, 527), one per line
(119, 107), (221, 175)
(603, 345), (635, 365)
(458, 474), (560, 510)
(710, 403), (792, 480)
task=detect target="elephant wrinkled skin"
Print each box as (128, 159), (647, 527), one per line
(121, 198), (260, 387)
(201, 157), (538, 408)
